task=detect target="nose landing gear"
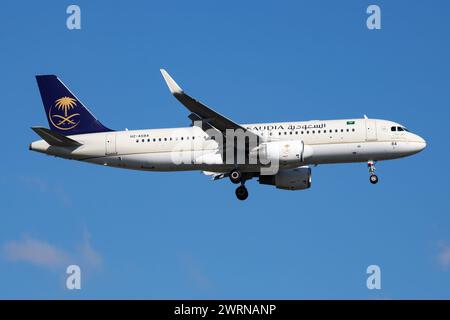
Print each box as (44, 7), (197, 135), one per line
(368, 161), (378, 184)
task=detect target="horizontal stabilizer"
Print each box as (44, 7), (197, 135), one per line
(31, 127), (82, 147)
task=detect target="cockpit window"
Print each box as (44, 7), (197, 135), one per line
(397, 127), (404, 132)
(391, 126), (396, 132)
(403, 127), (410, 132)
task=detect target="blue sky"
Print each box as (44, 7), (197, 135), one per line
(0, 0), (449, 299)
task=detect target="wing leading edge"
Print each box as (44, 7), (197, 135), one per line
(160, 69), (260, 141)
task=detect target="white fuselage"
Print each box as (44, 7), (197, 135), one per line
(30, 118), (426, 172)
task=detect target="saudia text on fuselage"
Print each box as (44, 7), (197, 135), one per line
(246, 122), (327, 131)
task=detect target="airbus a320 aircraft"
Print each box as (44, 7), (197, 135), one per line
(30, 70), (426, 200)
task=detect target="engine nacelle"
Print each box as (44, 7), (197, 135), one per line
(254, 141), (313, 166)
(259, 167), (312, 190)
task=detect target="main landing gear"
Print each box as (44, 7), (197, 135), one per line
(368, 161), (379, 184)
(229, 168), (243, 184)
(229, 169), (249, 200)
(235, 184), (249, 201)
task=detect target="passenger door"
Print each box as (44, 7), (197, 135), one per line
(105, 133), (117, 155)
(365, 119), (378, 141)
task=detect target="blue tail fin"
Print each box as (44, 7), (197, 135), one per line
(35, 75), (112, 135)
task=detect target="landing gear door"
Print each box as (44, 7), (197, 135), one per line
(365, 119), (377, 141)
(105, 133), (117, 155)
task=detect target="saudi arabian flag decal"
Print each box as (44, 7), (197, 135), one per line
(346, 121), (355, 125)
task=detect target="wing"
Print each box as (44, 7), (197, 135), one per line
(160, 69), (260, 141)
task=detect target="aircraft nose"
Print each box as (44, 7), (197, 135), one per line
(413, 135), (427, 153)
(418, 135), (426, 148)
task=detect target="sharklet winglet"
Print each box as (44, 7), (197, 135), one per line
(160, 69), (183, 94)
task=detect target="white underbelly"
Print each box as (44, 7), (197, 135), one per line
(83, 141), (408, 171)
(309, 141), (403, 164)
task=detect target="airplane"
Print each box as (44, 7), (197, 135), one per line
(29, 70), (426, 200)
